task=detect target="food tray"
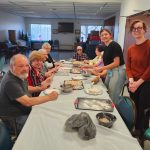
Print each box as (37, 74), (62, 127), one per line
(70, 68), (81, 74)
(64, 80), (84, 90)
(74, 97), (114, 111)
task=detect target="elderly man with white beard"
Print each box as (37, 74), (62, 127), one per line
(0, 54), (58, 133)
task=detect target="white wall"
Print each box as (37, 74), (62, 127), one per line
(118, 0), (150, 48)
(0, 11), (25, 42)
(113, 11), (120, 42)
(25, 18), (104, 49)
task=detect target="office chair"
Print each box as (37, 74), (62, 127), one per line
(116, 96), (137, 131)
(53, 40), (59, 50)
(144, 108), (150, 140)
(0, 55), (5, 82)
(144, 128), (150, 140)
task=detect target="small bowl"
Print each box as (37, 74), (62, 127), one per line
(73, 64), (80, 67)
(81, 70), (91, 77)
(96, 113), (116, 128)
(60, 84), (73, 93)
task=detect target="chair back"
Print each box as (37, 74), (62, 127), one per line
(116, 96), (137, 131)
(54, 40), (59, 46)
(144, 128), (150, 140)
(0, 55), (5, 71)
(53, 40), (59, 50)
(0, 55), (5, 82)
(0, 121), (12, 150)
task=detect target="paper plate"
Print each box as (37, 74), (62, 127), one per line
(64, 61), (72, 64)
(84, 87), (103, 95)
(44, 89), (61, 95)
(61, 67), (72, 70)
(60, 60), (65, 63)
(72, 75), (86, 80)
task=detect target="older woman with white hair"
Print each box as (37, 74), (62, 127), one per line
(73, 46), (88, 61)
(42, 42), (55, 68)
(38, 49), (59, 78)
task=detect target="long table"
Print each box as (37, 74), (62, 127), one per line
(13, 64), (142, 150)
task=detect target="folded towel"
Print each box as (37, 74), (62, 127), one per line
(65, 112), (96, 140)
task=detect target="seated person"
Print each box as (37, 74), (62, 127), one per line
(82, 45), (104, 68)
(73, 46), (88, 61)
(0, 54), (58, 132)
(42, 42), (60, 68)
(27, 51), (54, 97)
(38, 49), (59, 78)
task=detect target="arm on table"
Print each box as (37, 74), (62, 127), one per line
(16, 91), (58, 107)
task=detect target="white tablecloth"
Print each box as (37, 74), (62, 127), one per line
(13, 67), (142, 150)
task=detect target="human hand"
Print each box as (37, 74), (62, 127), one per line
(98, 67), (105, 72)
(129, 79), (144, 93)
(100, 70), (107, 78)
(55, 62), (61, 67)
(83, 60), (89, 64)
(93, 66), (100, 71)
(90, 70), (99, 76)
(129, 81), (139, 93)
(91, 76), (99, 84)
(129, 78), (134, 84)
(55, 66), (60, 71)
(80, 67), (88, 71)
(41, 83), (50, 91)
(52, 67), (59, 73)
(46, 74), (54, 83)
(47, 91), (58, 100)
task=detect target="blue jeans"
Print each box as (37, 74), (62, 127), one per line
(2, 115), (28, 136)
(16, 115), (28, 133)
(105, 65), (126, 105)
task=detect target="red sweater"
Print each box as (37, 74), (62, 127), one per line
(126, 39), (150, 81)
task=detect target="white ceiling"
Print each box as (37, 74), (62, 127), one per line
(0, 0), (122, 19)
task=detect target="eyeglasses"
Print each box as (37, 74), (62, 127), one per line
(132, 27), (143, 32)
(15, 64), (29, 68)
(77, 49), (82, 51)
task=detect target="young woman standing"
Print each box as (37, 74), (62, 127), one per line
(97, 29), (126, 104)
(126, 20), (150, 137)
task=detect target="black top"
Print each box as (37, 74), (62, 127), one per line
(47, 53), (55, 68)
(0, 71), (31, 116)
(103, 41), (124, 66)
